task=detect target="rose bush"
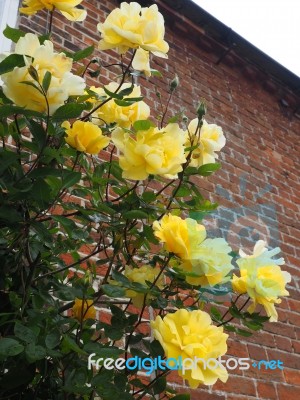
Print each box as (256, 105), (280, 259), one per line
(0, 2), (291, 399)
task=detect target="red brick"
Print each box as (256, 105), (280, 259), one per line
(257, 381), (277, 399)
(277, 384), (300, 399)
(284, 368), (300, 385)
(214, 376), (256, 396)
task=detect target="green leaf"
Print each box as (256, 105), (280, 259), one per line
(0, 338), (24, 357)
(42, 71), (52, 92)
(83, 342), (123, 359)
(111, 270), (131, 285)
(210, 306), (222, 321)
(67, 45), (94, 62)
(102, 284), (126, 297)
(148, 340), (164, 358)
(3, 25), (26, 43)
(52, 103), (87, 120)
(28, 119), (47, 149)
(0, 105), (45, 119)
(189, 211), (208, 221)
(172, 395), (190, 400)
(235, 328), (253, 337)
(0, 150), (20, 173)
(152, 376), (166, 395)
(0, 54), (26, 75)
(52, 216), (77, 237)
(62, 335), (86, 355)
(25, 343), (46, 363)
(173, 186), (191, 197)
(103, 86), (123, 100)
(114, 99), (137, 107)
(242, 320), (262, 331)
(14, 323), (37, 344)
(229, 304), (243, 319)
(197, 163), (221, 176)
(123, 210), (149, 220)
(150, 69), (163, 77)
(119, 85), (134, 96)
(31, 178), (52, 206)
(133, 120), (154, 131)
(61, 170), (81, 189)
(96, 203), (116, 215)
(45, 331), (61, 349)
(0, 206), (23, 224)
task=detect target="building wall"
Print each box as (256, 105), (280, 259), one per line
(18, 0), (300, 399)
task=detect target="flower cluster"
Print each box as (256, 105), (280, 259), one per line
(98, 2), (169, 75)
(0, 33), (85, 114)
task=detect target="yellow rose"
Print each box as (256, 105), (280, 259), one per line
(1, 33), (85, 114)
(186, 119), (225, 167)
(90, 82), (150, 128)
(62, 120), (110, 154)
(112, 123), (187, 180)
(153, 214), (206, 260)
(72, 298), (96, 321)
(232, 241), (291, 322)
(20, 0), (87, 21)
(151, 309), (228, 388)
(124, 265), (164, 307)
(98, 2), (169, 57)
(180, 238), (233, 286)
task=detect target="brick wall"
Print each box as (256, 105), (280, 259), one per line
(18, 0), (300, 398)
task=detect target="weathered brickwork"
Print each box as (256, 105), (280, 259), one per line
(17, 0), (300, 398)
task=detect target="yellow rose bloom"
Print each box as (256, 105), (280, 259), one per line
(112, 123), (187, 180)
(72, 298), (96, 321)
(98, 2), (169, 57)
(0, 33), (85, 114)
(186, 119), (226, 167)
(232, 241), (291, 322)
(62, 120), (110, 154)
(151, 309), (228, 388)
(124, 265), (164, 307)
(20, 0), (87, 21)
(90, 82), (150, 128)
(153, 214), (206, 260)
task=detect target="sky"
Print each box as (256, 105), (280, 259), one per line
(192, 0), (300, 77)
